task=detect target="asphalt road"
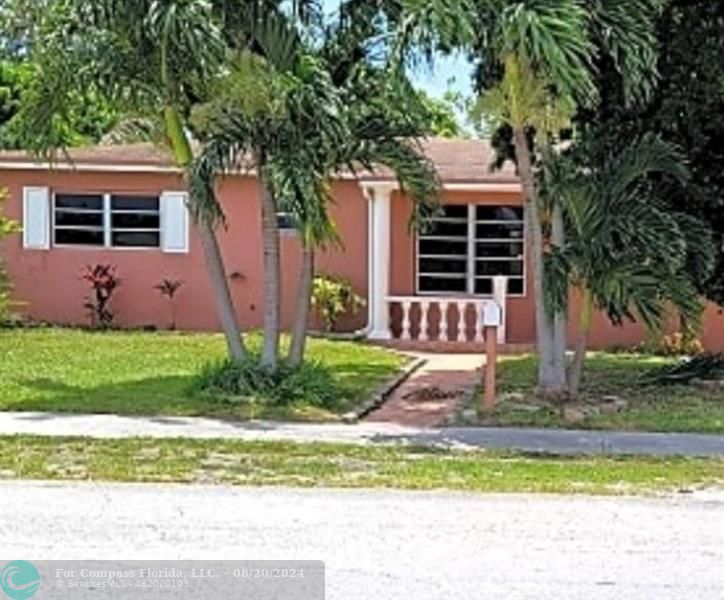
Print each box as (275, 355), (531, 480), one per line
(2, 482), (723, 600)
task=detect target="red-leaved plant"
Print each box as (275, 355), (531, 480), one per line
(154, 278), (184, 330)
(81, 264), (121, 328)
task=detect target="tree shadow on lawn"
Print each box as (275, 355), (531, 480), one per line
(321, 360), (406, 396)
(11, 375), (209, 417)
(10, 357), (401, 421)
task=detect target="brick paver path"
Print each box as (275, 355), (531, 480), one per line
(366, 353), (484, 427)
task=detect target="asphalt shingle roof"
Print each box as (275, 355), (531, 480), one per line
(0, 137), (519, 184)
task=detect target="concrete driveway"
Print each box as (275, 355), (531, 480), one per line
(2, 481), (723, 600)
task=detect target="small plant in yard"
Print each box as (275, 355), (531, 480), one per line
(641, 353), (724, 385)
(194, 355), (341, 409)
(311, 274), (365, 332)
(0, 190), (20, 322)
(81, 264), (121, 328)
(154, 278), (184, 330)
(641, 332), (704, 357)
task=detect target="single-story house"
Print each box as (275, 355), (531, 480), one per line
(1, 138), (722, 351)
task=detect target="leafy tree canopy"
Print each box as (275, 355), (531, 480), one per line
(578, 0), (724, 305)
(476, 0), (724, 305)
(415, 90), (464, 138)
(0, 0), (118, 149)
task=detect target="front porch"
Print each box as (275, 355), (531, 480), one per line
(361, 182), (522, 350)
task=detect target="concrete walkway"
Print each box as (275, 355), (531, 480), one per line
(2, 411), (724, 456)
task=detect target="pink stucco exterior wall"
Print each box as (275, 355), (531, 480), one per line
(0, 169), (368, 332)
(1, 167), (722, 350)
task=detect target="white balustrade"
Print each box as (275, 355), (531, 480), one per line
(386, 291), (507, 344)
(439, 301), (449, 341)
(400, 300), (412, 340)
(419, 300), (430, 341)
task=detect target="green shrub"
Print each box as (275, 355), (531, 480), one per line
(641, 353), (724, 385)
(194, 355), (342, 408)
(0, 190), (20, 321)
(311, 273), (365, 332)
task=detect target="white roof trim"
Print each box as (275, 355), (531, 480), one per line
(443, 182), (522, 192)
(0, 160), (522, 191)
(0, 161), (182, 173)
(360, 181), (522, 193)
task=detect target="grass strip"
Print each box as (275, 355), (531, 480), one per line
(1, 435), (722, 496)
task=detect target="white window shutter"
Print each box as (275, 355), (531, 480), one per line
(160, 191), (190, 253)
(22, 187), (50, 250)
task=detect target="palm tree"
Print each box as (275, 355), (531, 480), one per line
(398, 0), (664, 397)
(190, 9), (443, 370)
(279, 125), (442, 367)
(273, 167), (339, 367)
(12, 0), (249, 359)
(544, 134), (714, 397)
(188, 24), (351, 372)
(278, 5), (444, 367)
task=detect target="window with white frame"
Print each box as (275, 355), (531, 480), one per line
(53, 193), (161, 248)
(417, 204), (525, 296)
(276, 211), (298, 232)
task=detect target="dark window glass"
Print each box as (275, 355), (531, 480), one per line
(508, 278), (524, 295)
(419, 258), (467, 274)
(475, 260), (524, 276)
(474, 278), (493, 295)
(112, 231), (161, 248)
(111, 195), (160, 211)
(476, 223), (524, 240)
(476, 206), (523, 221)
(277, 213), (298, 230)
(112, 213), (161, 229)
(55, 229), (104, 246)
(418, 204), (526, 296)
(55, 212), (103, 227)
(55, 194), (103, 210)
(419, 276), (467, 293)
(419, 239), (467, 256)
(424, 220), (468, 237)
(475, 277), (524, 295)
(476, 242), (524, 258)
(439, 205), (468, 219)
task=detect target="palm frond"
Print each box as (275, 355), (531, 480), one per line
(548, 129), (711, 336)
(591, 0), (665, 103)
(497, 0), (597, 105)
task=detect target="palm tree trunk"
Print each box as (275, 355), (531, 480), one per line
(258, 161), (281, 371)
(197, 220), (247, 360)
(512, 126), (567, 398)
(163, 106), (246, 360)
(288, 246), (315, 368)
(568, 286), (593, 398)
(551, 201), (568, 386)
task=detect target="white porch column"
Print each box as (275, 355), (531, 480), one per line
(365, 184), (394, 340)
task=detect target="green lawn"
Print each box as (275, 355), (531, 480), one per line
(0, 435), (722, 495)
(0, 328), (406, 420)
(473, 353), (724, 433)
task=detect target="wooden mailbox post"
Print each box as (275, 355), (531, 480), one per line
(481, 301), (502, 412)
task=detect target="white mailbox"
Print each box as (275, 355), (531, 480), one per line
(482, 302), (502, 327)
